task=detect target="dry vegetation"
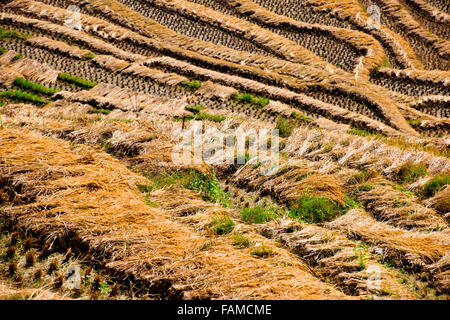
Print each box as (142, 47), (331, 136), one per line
(0, 0), (448, 300)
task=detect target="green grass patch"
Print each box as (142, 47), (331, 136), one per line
(423, 174), (450, 197)
(0, 90), (47, 105)
(0, 27), (30, 40)
(406, 118), (421, 128)
(177, 106), (226, 122)
(240, 205), (282, 224)
(231, 92), (269, 108)
(194, 112), (226, 123)
(88, 108), (111, 115)
(185, 104), (205, 114)
(353, 243), (369, 270)
(208, 215), (234, 235)
(232, 234), (250, 248)
(144, 195), (158, 208)
(180, 80), (202, 91)
(276, 116), (296, 138)
(109, 118), (132, 123)
(348, 128), (372, 137)
(252, 96), (270, 108)
(13, 78), (58, 96)
(288, 194), (356, 224)
(394, 199), (410, 207)
(322, 142), (334, 153)
(83, 52), (96, 60)
(11, 54), (22, 61)
(251, 243), (273, 258)
(185, 170), (230, 206)
(396, 163), (427, 183)
(376, 55), (393, 70)
(0, 47), (6, 55)
(356, 184), (373, 192)
(57, 73), (97, 89)
(392, 184), (416, 197)
(348, 169), (377, 184)
(143, 170), (230, 207)
(291, 111), (313, 123)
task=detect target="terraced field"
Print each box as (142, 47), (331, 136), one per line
(0, 0), (448, 300)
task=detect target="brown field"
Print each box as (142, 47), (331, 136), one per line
(0, 0), (448, 300)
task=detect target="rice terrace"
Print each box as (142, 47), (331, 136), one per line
(0, 0), (449, 302)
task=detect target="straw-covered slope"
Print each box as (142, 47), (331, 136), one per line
(0, 0), (448, 300)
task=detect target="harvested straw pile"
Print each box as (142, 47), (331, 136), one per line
(123, 63), (188, 86)
(0, 281), (66, 300)
(424, 185), (450, 217)
(366, 0), (450, 59)
(226, 0), (386, 79)
(25, 37), (91, 60)
(326, 208), (449, 293)
(146, 57), (405, 136)
(426, 252), (450, 294)
(0, 50), (58, 86)
(233, 160), (345, 205)
(1, 102), (204, 174)
(160, 0), (349, 68)
(0, 13), (147, 62)
(6, 0), (420, 136)
(284, 126), (450, 176)
(258, 218), (415, 298)
(377, 68), (450, 86)
(55, 83), (189, 117)
(87, 0), (334, 70)
(195, 80), (237, 100)
(0, 128), (349, 299)
(92, 55), (131, 71)
(305, 0), (423, 69)
(353, 176), (447, 231)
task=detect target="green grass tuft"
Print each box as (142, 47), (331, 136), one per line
(180, 80), (202, 91)
(240, 205), (281, 224)
(376, 55), (393, 70)
(252, 96), (270, 108)
(231, 92), (270, 108)
(232, 234), (250, 248)
(276, 116), (295, 138)
(291, 111), (313, 123)
(11, 54), (22, 61)
(194, 112), (226, 123)
(88, 108), (111, 115)
(348, 128), (372, 136)
(143, 170), (230, 207)
(406, 118), (421, 128)
(208, 215), (235, 235)
(13, 78), (58, 96)
(57, 73), (97, 89)
(423, 174), (450, 197)
(185, 170), (230, 206)
(0, 90), (48, 105)
(251, 243), (273, 258)
(288, 194), (354, 224)
(392, 184), (416, 197)
(185, 104), (205, 114)
(356, 184), (373, 192)
(83, 52), (96, 60)
(396, 163), (427, 183)
(0, 27), (30, 40)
